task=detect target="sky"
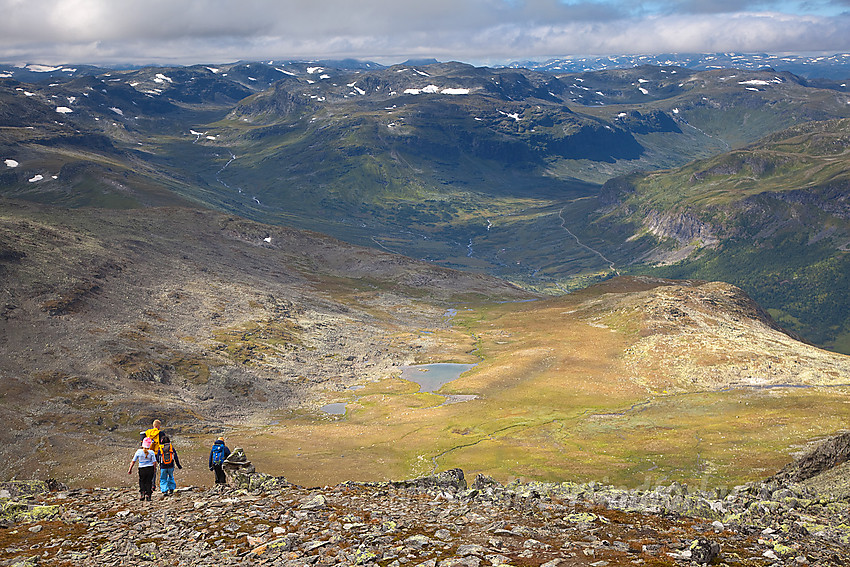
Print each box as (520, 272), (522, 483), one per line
(1, 0), (849, 66)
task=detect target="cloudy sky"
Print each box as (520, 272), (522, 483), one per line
(1, 0), (849, 66)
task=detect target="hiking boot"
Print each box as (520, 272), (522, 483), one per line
(168, 489), (174, 496)
(139, 494), (145, 501)
(145, 494), (151, 501)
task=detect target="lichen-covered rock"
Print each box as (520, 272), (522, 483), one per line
(391, 468), (467, 492)
(222, 446), (255, 478)
(690, 538), (721, 564)
(231, 470), (288, 492)
(471, 474), (499, 490)
(0, 500), (60, 525)
(0, 479), (65, 498)
(299, 493), (327, 510)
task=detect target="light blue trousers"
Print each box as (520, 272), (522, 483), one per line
(159, 467), (176, 493)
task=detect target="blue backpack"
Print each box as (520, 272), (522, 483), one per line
(211, 444), (225, 465)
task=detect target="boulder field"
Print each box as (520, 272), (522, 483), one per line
(2, 460), (849, 566)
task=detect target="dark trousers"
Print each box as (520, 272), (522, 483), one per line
(213, 464), (226, 484)
(138, 466), (155, 496)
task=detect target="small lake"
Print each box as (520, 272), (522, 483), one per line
(400, 363), (477, 393)
(319, 402), (347, 415)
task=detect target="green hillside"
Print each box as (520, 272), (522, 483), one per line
(591, 118), (850, 351)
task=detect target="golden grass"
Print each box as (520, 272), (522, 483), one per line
(204, 288), (850, 490)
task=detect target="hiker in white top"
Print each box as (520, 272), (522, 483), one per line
(128, 437), (158, 501)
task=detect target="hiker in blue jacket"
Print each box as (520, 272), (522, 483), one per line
(209, 437), (231, 485)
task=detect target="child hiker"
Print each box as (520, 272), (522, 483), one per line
(156, 433), (182, 497)
(128, 437), (157, 501)
(145, 419), (164, 453)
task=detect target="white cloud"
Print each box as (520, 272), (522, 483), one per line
(0, 1), (848, 65)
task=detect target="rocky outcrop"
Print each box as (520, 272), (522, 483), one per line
(222, 447), (255, 477)
(0, 480), (65, 528)
(772, 431), (850, 483)
(643, 209), (719, 247)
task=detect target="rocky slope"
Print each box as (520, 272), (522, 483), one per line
(0, 199), (532, 483)
(3, 446), (850, 567)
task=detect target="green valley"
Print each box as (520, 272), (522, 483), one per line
(2, 60), (850, 355)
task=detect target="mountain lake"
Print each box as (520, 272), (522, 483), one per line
(399, 362), (477, 393)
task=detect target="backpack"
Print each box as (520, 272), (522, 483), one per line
(160, 443), (174, 467)
(211, 444), (225, 465)
(146, 428), (163, 453)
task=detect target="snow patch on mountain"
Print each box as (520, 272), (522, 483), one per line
(55, 106), (73, 114)
(26, 64), (61, 73)
(499, 110), (522, 121)
(404, 85), (440, 95)
(402, 85), (469, 95)
(4, 159), (19, 168)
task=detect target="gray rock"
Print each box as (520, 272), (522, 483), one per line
(394, 468), (468, 492)
(471, 474), (499, 490)
(404, 534), (432, 548)
(299, 494), (327, 510)
(456, 544), (487, 556)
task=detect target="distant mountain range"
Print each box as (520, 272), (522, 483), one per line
(2, 56), (850, 352)
(3, 52), (850, 81)
(513, 52), (850, 80)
